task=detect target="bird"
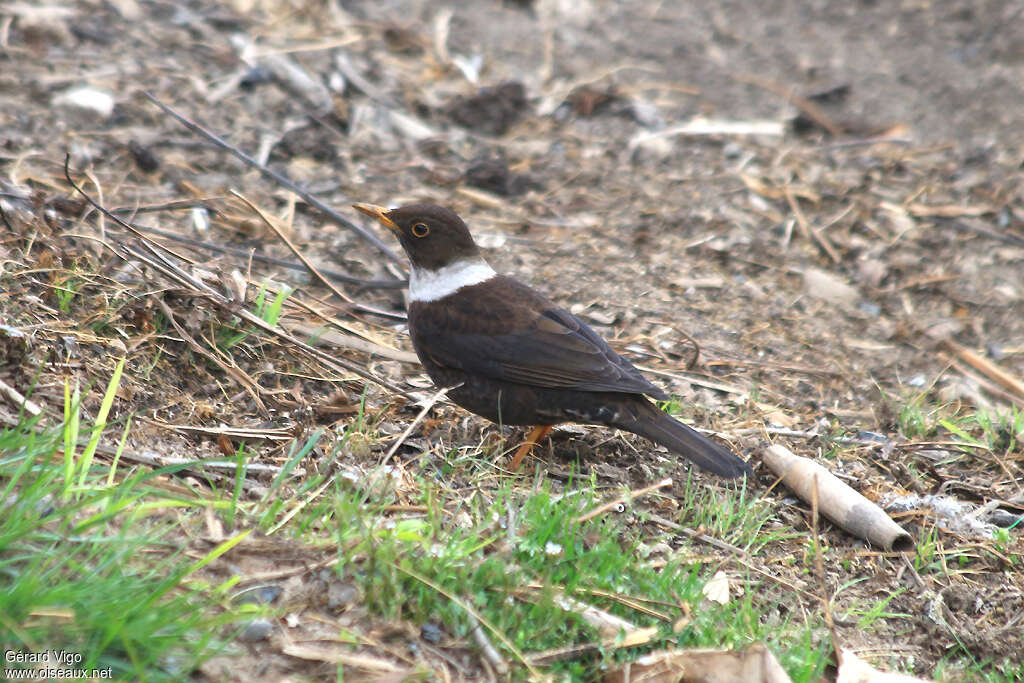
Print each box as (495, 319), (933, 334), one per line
(353, 203), (751, 478)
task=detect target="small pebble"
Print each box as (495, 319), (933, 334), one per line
(53, 86), (115, 118)
(327, 581), (357, 609)
(233, 585), (282, 605)
(857, 301), (881, 317)
(990, 510), (1024, 528)
(854, 430), (888, 444)
(239, 618), (274, 642)
(420, 621), (443, 644)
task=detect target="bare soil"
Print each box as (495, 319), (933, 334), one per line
(1, 0), (1022, 680)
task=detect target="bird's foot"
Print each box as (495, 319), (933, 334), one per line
(508, 425), (554, 471)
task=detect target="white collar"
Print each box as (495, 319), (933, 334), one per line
(408, 258), (497, 302)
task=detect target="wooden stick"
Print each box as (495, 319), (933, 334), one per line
(785, 188), (840, 263)
(733, 73), (845, 137)
(762, 444), (912, 551)
(124, 218), (404, 289)
(0, 376), (42, 417)
(645, 513), (747, 556)
(469, 613), (508, 675)
(943, 339), (1024, 400)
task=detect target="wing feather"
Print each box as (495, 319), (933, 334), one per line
(409, 276), (667, 398)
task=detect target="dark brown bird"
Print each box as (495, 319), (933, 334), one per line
(353, 203), (751, 478)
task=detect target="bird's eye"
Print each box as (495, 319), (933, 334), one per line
(411, 222), (430, 238)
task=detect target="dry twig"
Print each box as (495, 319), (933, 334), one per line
(142, 93), (403, 263)
(574, 477), (673, 523)
(64, 157), (417, 401)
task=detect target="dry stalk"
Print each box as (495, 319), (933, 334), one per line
(142, 93), (403, 263)
(943, 340), (1024, 401)
(0, 376), (42, 417)
(230, 189), (354, 304)
(154, 297), (268, 415)
(379, 385), (456, 466)
(64, 159), (418, 401)
(785, 187), (840, 264)
(810, 474), (844, 665)
(120, 218), (404, 289)
(468, 614), (509, 675)
(645, 512), (747, 556)
(574, 477), (673, 523)
(732, 72), (845, 137)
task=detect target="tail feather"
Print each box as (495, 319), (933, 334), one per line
(615, 400), (751, 478)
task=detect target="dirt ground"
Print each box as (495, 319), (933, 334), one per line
(1, 0), (1023, 680)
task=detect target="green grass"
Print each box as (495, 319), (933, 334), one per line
(219, 279), (292, 350)
(895, 388), (1024, 454)
(960, 405), (1024, 454)
(267, 452), (831, 681)
(0, 374), (246, 681)
(16, 369), (1022, 680)
(832, 578), (910, 629)
(935, 657), (1024, 683)
(898, 393), (940, 440)
(51, 273), (84, 314)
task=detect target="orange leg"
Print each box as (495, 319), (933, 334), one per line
(508, 425), (554, 471)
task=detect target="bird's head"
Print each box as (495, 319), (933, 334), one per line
(353, 203), (481, 272)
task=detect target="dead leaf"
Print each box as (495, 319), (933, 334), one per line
(702, 570), (731, 605)
(604, 642), (791, 683)
(803, 267), (860, 306)
(838, 648), (935, 683)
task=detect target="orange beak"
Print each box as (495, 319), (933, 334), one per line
(352, 203), (400, 233)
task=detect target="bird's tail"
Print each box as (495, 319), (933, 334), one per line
(613, 399), (751, 478)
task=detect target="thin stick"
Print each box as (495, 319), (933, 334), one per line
(733, 73), (845, 137)
(231, 189), (354, 303)
(810, 474), (843, 660)
(142, 93), (402, 263)
(786, 188), (840, 263)
(127, 219), (405, 289)
(91, 441), (283, 476)
(645, 512), (747, 556)
(392, 563), (540, 678)
(82, 167), (107, 245)
(944, 339), (1024, 400)
(64, 155), (204, 265)
(266, 472), (337, 535)
(65, 161), (416, 399)
(155, 298), (268, 415)
(378, 385), (455, 466)
(574, 477), (673, 523)
(735, 557), (822, 603)
(0, 377), (42, 416)
(233, 305), (416, 399)
(526, 626), (658, 665)
(469, 615), (509, 675)
(676, 326), (701, 369)
(234, 555), (339, 584)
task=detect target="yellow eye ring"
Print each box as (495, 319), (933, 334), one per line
(411, 222), (429, 238)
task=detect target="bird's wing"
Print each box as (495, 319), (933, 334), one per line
(409, 276), (668, 398)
